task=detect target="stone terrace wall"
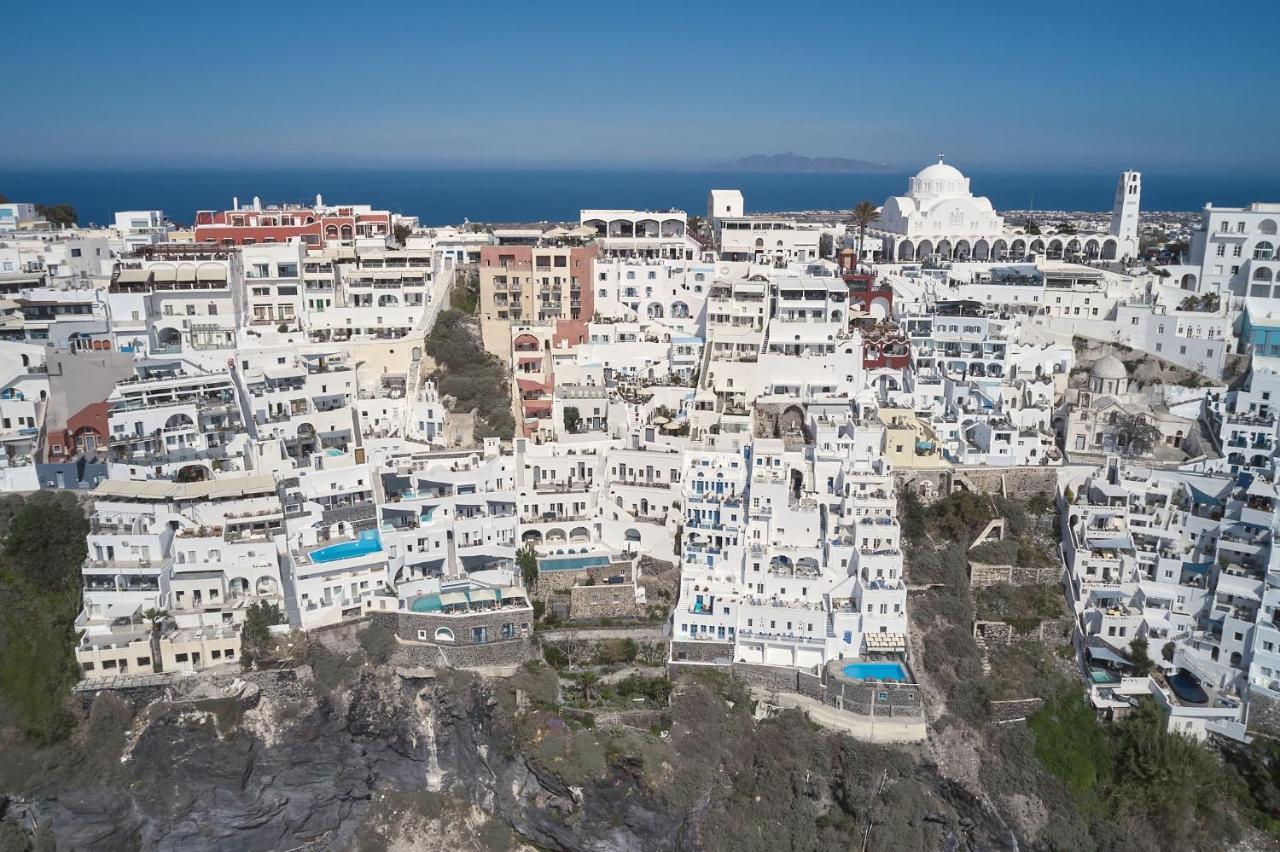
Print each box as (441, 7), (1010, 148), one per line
(561, 707), (665, 730)
(897, 466), (1059, 505)
(990, 697), (1045, 722)
(536, 568), (590, 594)
(569, 584), (639, 620)
(833, 681), (924, 719)
(973, 619), (1072, 650)
(1247, 687), (1280, 739)
(670, 640), (733, 664)
(536, 560), (634, 595)
(367, 610), (535, 668)
(969, 561), (1062, 588)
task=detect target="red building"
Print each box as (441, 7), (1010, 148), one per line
(193, 199), (390, 247)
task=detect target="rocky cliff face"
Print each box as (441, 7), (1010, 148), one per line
(0, 664), (1017, 851)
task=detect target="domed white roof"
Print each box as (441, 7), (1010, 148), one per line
(914, 159), (965, 183)
(1090, 355), (1127, 380)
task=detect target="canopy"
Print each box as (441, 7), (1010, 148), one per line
(1086, 642), (1132, 667)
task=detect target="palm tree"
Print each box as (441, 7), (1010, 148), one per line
(577, 670), (600, 703)
(850, 201), (880, 266)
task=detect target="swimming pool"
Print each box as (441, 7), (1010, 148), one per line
(410, 594), (443, 613)
(842, 661), (909, 682)
(310, 529), (382, 563)
(539, 554), (610, 572)
(409, 587), (523, 612)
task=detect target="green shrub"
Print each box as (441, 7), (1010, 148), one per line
(358, 620), (397, 665)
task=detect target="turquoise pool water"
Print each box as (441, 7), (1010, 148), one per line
(410, 595), (443, 612)
(325, 448), (344, 457)
(842, 662), (908, 682)
(539, 554), (609, 572)
(311, 529), (381, 563)
(409, 587), (524, 612)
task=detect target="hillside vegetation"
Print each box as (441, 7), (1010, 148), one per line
(0, 492), (88, 743)
(900, 487), (1280, 849)
(426, 309), (515, 439)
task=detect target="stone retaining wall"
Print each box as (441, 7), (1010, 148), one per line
(669, 640), (733, 663)
(1248, 688), (1280, 739)
(569, 584), (639, 620)
(561, 707), (665, 730)
(969, 561), (1062, 587)
(540, 626), (667, 642)
(439, 638), (534, 667)
(974, 619), (1072, 649)
(833, 681), (924, 719)
(990, 697), (1045, 722)
(897, 466), (1058, 505)
(319, 610), (534, 669)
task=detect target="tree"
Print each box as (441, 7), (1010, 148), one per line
(240, 600), (284, 670)
(576, 670), (600, 703)
(850, 201), (880, 265)
(687, 215), (705, 238)
(563, 406), (581, 434)
(518, 544), (538, 592)
(1025, 218), (1042, 236)
(4, 491), (87, 594)
(1128, 637), (1154, 676)
(1113, 412), (1162, 458)
(898, 488), (926, 543)
(35, 204), (77, 228)
(393, 223), (413, 244)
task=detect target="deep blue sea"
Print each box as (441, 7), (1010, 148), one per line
(1, 168), (1278, 228)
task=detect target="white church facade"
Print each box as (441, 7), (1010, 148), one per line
(874, 159), (1140, 264)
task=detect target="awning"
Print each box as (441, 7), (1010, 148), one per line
(467, 588), (498, 603)
(864, 632), (906, 651)
(1189, 485), (1223, 506)
(1086, 642), (1132, 667)
(438, 591), (468, 607)
(499, 586), (528, 601)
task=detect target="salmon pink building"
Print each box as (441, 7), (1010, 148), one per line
(193, 196), (391, 248)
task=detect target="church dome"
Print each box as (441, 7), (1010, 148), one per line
(1090, 355), (1127, 381)
(914, 160), (965, 183)
(907, 158), (970, 201)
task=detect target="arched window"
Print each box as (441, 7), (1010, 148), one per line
(434, 627), (455, 643)
(1254, 241), (1275, 260)
(1254, 267), (1273, 281)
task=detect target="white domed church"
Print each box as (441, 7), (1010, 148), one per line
(875, 158), (1139, 264)
(880, 158), (1004, 241)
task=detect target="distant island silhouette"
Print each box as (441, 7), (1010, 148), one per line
(715, 152), (894, 173)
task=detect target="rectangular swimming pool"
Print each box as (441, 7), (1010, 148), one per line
(842, 661), (909, 682)
(310, 529), (382, 563)
(539, 554), (610, 572)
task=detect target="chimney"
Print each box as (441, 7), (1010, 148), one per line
(232, 196), (239, 211)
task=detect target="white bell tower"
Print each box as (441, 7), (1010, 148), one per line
(1109, 171), (1141, 253)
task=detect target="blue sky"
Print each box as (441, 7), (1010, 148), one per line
(5, 0), (1277, 173)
